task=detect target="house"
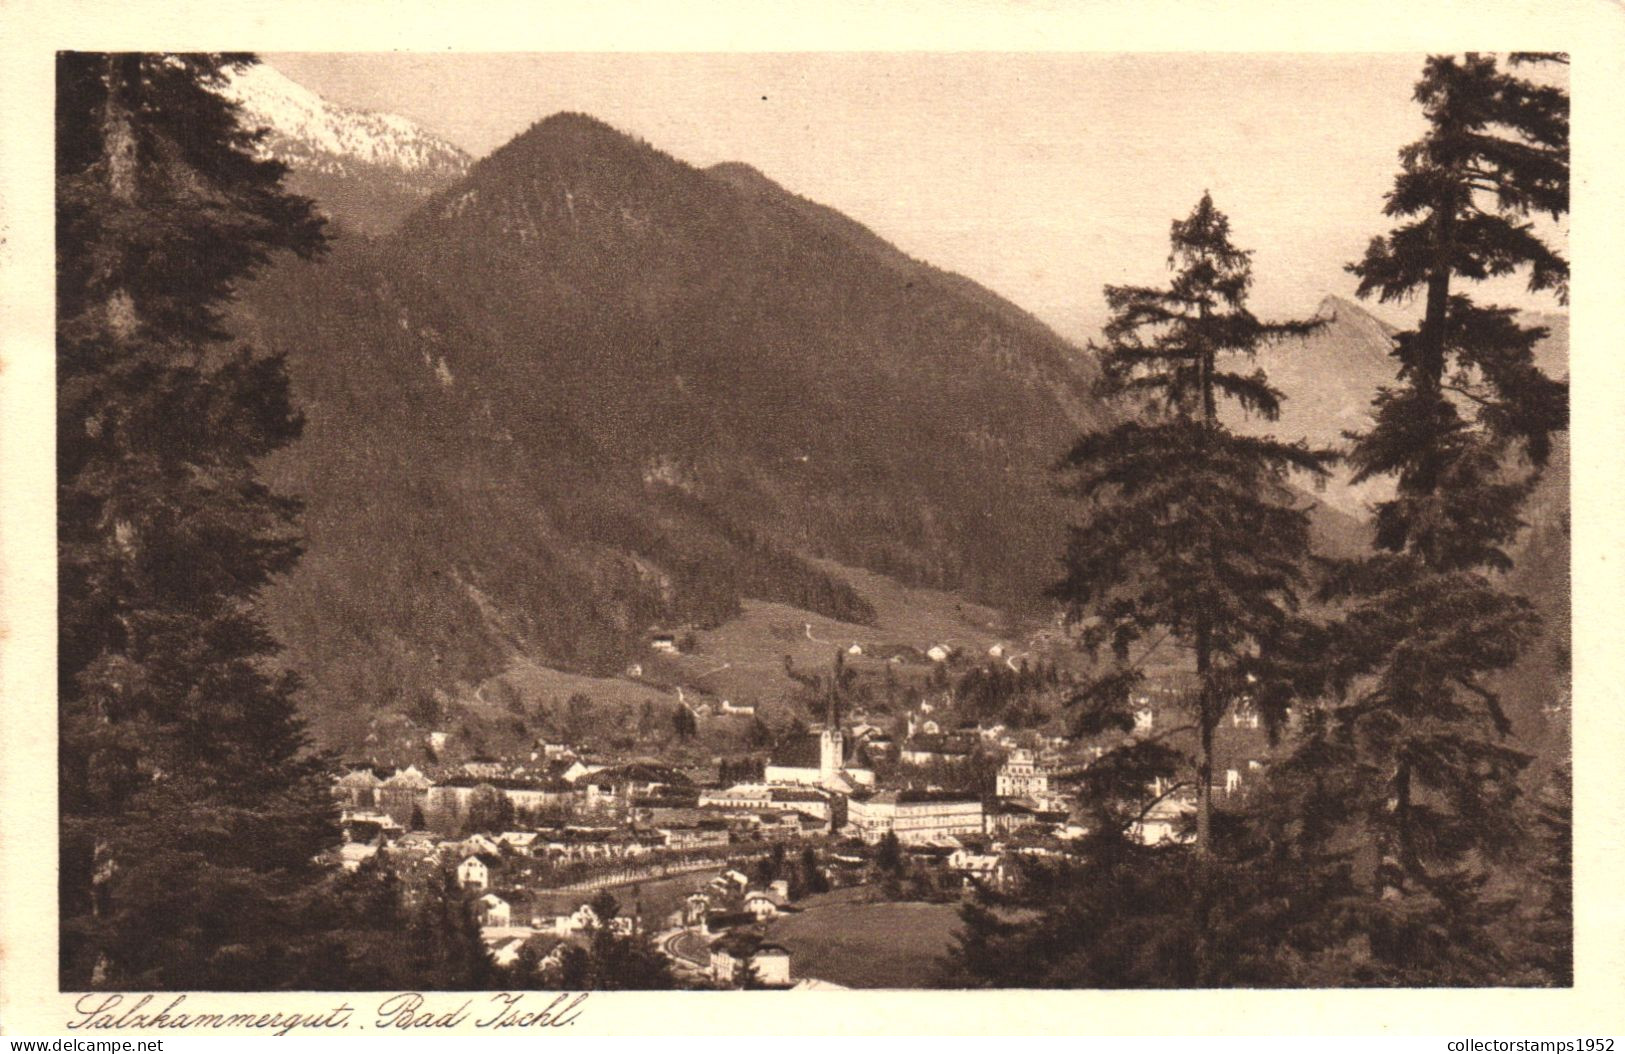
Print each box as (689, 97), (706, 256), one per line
(334, 766), (384, 809)
(708, 933), (791, 987)
(987, 642), (1006, 659)
(498, 831), (539, 854)
(847, 642), (864, 657)
(657, 820), (731, 851)
(719, 699), (756, 716)
(904, 714), (943, 739)
(708, 933), (752, 985)
(683, 892), (712, 927)
(744, 890), (779, 920)
(650, 634), (678, 653)
(457, 853), (499, 890)
(927, 644), (951, 663)
(722, 868), (750, 888)
(463, 832), (502, 857)
(996, 748), (1055, 800)
(948, 848), (1003, 884)
(1133, 794), (1195, 846)
(560, 759), (607, 785)
(477, 893), (511, 928)
(768, 879), (790, 902)
(752, 943), (792, 987)
(339, 808), (402, 843)
(549, 902), (600, 936)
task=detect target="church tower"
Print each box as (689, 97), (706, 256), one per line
(819, 650), (843, 788)
(819, 725), (843, 788)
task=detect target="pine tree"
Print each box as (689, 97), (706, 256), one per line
(1527, 764), (1573, 986)
(406, 868), (494, 990)
(56, 52), (333, 989)
(1312, 52), (1569, 981)
(1054, 192), (1331, 851)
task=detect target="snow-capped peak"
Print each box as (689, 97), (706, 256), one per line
(219, 61), (469, 179)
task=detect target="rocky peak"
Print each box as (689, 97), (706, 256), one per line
(221, 62), (470, 180)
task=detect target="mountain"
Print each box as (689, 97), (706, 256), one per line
(236, 110), (1106, 750)
(220, 62), (471, 237)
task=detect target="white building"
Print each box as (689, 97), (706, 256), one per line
(457, 854), (493, 890)
(995, 748), (1054, 800)
(699, 783), (774, 810)
(948, 849), (1003, 884)
(846, 791), (985, 845)
(1133, 795), (1195, 845)
(709, 936), (792, 988)
(498, 831), (539, 854)
(477, 893), (511, 927)
(753, 944), (791, 986)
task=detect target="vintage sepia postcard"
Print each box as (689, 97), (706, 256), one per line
(3, 0), (1623, 1038)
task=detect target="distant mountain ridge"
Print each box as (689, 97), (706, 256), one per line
(1230, 293), (1568, 520)
(220, 62), (471, 237)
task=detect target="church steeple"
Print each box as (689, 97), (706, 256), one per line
(820, 649), (844, 788)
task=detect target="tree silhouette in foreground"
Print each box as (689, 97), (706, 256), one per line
(1300, 51), (1570, 983)
(1053, 192), (1330, 851)
(57, 51), (334, 989)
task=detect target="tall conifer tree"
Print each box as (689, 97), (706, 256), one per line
(1306, 52), (1568, 981)
(56, 52), (332, 988)
(1054, 193), (1330, 850)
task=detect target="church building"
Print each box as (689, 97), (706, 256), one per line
(763, 687), (875, 792)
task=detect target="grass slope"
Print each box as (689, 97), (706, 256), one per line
(763, 886), (961, 988)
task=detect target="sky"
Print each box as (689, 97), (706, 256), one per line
(268, 52), (1568, 344)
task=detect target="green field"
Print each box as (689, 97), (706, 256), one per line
(762, 887), (964, 988)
